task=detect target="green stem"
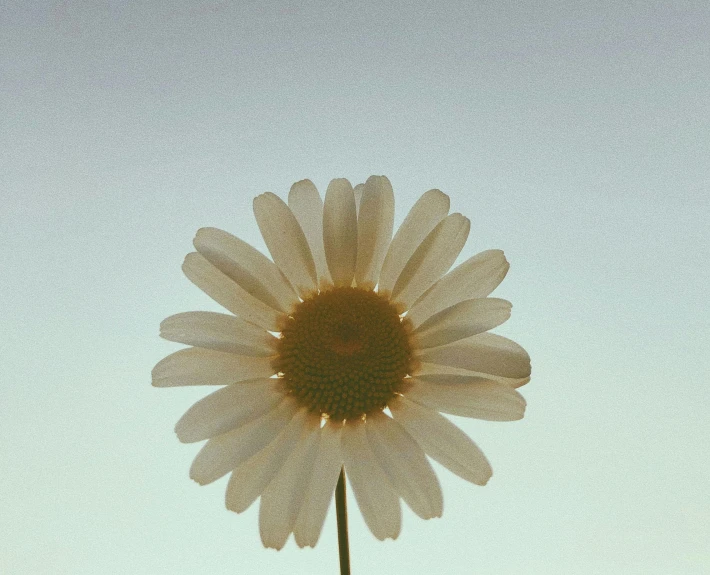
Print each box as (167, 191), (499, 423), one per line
(335, 467), (351, 575)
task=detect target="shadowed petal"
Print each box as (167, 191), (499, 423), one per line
(407, 249), (509, 327)
(175, 379), (284, 443)
(323, 178), (358, 287)
(182, 252), (283, 331)
(152, 347), (276, 387)
(412, 298), (511, 349)
(366, 412), (443, 519)
(378, 189), (450, 295)
(194, 227), (297, 313)
(355, 176), (395, 289)
(390, 213), (470, 310)
(189, 397), (298, 486)
(253, 192), (318, 297)
(259, 414), (322, 549)
(406, 377), (526, 421)
(341, 419), (401, 540)
(417, 332), (531, 380)
(159, 311), (277, 356)
(293, 421), (344, 548)
(390, 396), (492, 485)
(288, 180), (331, 285)
(226, 408), (310, 514)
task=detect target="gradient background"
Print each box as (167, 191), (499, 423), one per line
(2, 1), (708, 574)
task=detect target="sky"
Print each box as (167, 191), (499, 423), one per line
(1, 1), (708, 573)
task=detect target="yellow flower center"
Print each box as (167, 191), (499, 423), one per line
(275, 286), (415, 421)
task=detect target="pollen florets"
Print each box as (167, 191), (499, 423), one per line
(275, 287), (415, 421)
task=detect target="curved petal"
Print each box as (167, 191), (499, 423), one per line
(288, 180), (331, 286)
(193, 227), (298, 314)
(353, 183), (365, 215)
(378, 189), (450, 295)
(182, 252), (282, 331)
(390, 213), (470, 310)
(407, 249), (509, 327)
(152, 347), (276, 387)
(416, 332), (531, 380)
(259, 413), (322, 549)
(420, 362), (530, 388)
(510, 376), (531, 389)
(417, 371), (530, 389)
(341, 419), (401, 541)
(189, 396), (298, 486)
(412, 298), (512, 349)
(406, 377), (526, 421)
(323, 178), (358, 287)
(175, 379), (284, 443)
(225, 408), (309, 514)
(355, 176), (395, 289)
(417, 362), (531, 389)
(159, 312), (277, 356)
(415, 373), (514, 386)
(389, 395), (492, 485)
(253, 192), (318, 297)
(366, 412), (442, 519)
(294, 421), (344, 548)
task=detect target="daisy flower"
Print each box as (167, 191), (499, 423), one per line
(153, 176), (530, 550)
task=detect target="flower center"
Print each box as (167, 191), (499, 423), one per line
(275, 286), (415, 421)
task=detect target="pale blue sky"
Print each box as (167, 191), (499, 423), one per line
(1, 1), (708, 574)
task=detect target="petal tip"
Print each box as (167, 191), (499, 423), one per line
(151, 370), (167, 387)
(425, 188), (450, 209)
(189, 472), (208, 486)
(294, 537), (316, 549)
(291, 178), (315, 189)
(327, 177), (353, 188)
(260, 535), (288, 551)
(476, 465), (493, 486)
(181, 251), (200, 271)
(174, 426), (192, 444)
(253, 191), (279, 210)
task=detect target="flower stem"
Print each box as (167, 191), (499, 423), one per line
(335, 467), (350, 575)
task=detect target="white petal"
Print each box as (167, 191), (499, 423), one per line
(390, 396), (492, 485)
(293, 421), (344, 548)
(159, 312), (277, 356)
(406, 377), (526, 421)
(194, 227), (298, 314)
(323, 178), (358, 287)
(366, 412), (442, 519)
(390, 213), (470, 310)
(189, 396), (298, 485)
(152, 347), (276, 387)
(182, 252), (283, 331)
(253, 192), (318, 297)
(341, 419), (401, 541)
(355, 176), (395, 290)
(175, 379), (284, 443)
(226, 408), (310, 514)
(259, 414), (322, 549)
(417, 332), (531, 380)
(407, 249), (509, 327)
(378, 189), (450, 295)
(412, 298), (512, 348)
(288, 180), (331, 286)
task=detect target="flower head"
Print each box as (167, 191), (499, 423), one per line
(153, 176), (531, 549)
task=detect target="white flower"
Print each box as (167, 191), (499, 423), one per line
(153, 176), (531, 549)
